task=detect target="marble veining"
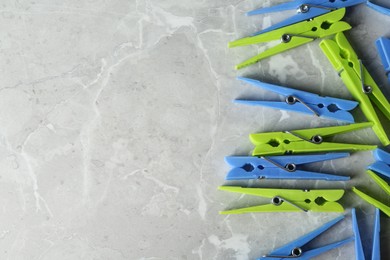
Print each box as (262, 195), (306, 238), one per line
(0, 1), (389, 259)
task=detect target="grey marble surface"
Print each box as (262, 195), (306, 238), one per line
(0, 1), (389, 259)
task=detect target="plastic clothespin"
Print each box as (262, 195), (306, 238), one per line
(368, 148), (390, 179)
(247, 0), (364, 35)
(218, 186), (345, 214)
(258, 215), (353, 259)
(225, 153), (350, 181)
(320, 32), (390, 146)
(229, 8), (351, 70)
(250, 122), (376, 156)
(236, 77), (358, 122)
(352, 208), (381, 260)
(352, 208), (365, 260)
(367, 1), (390, 16)
(372, 208), (381, 260)
(352, 170), (390, 217)
(375, 37), (390, 83)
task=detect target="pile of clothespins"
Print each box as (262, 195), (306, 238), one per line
(219, 1), (390, 259)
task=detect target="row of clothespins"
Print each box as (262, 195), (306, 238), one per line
(220, 1), (390, 259)
(220, 148), (390, 214)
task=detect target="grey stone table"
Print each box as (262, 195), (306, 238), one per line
(0, 1), (389, 259)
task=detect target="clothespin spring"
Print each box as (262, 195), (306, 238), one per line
(271, 196), (308, 212)
(285, 95), (320, 116)
(265, 247), (303, 258)
(284, 131), (324, 144)
(359, 60), (373, 94)
(298, 4), (336, 14)
(281, 34), (317, 43)
(261, 156), (297, 172)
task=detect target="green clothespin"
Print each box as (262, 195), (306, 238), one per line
(250, 122), (376, 156)
(229, 8), (351, 69)
(353, 170), (390, 217)
(218, 186), (345, 214)
(320, 32), (390, 146)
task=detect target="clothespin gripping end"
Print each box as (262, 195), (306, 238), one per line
(375, 37), (390, 83)
(259, 215), (353, 259)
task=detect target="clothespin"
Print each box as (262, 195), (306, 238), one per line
(352, 208), (365, 260)
(229, 8), (351, 69)
(372, 208), (381, 260)
(236, 77), (358, 122)
(247, 0), (364, 35)
(367, 1), (390, 16)
(250, 122), (376, 156)
(375, 37), (390, 83)
(368, 148), (390, 179)
(218, 186), (345, 214)
(352, 170), (390, 217)
(225, 153), (350, 181)
(320, 32), (390, 146)
(352, 208), (381, 260)
(258, 215), (353, 259)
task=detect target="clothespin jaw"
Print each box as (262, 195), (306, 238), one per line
(367, 0), (390, 16)
(218, 186), (345, 214)
(259, 215), (354, 260)
(352, 170), (390, 217)
(320, 32), (390, 146)
(236, 77), (358, 122)
(372, 208), (381, 260)
(250, 122), (376, 156)
(352, 208), (365, 260)
(229, 9), (351, 70)
(375, 37), (390, 83)
(225, 153), (350, 181)
(368, 148), (390, 179)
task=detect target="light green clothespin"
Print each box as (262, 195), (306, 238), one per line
(320, 32), (390, 146)
(353, 170), (390, 217)
(218, 186), (345, 214)
(229, 8), (351, 69)
(250, 122), (376, 156)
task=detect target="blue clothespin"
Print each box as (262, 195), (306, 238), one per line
(372, 208), (381, 260)
(259, 215), (354, 259)
(247, 0), (365, 35)
(225, 153), (350, 181)
(367, 1), (390, 16)
(375, 37), (390, 83)
(236, 77), (358, 122)
(352, 208), (365, 260)
(368, 148), (390, 179)
(352, 208), (381, 260)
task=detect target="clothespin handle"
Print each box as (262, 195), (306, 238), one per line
(367, 0), (390, 16)
(352, 209), (365, 260)
(372, 208), (381, 260)
(352, 187), (390, 217)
